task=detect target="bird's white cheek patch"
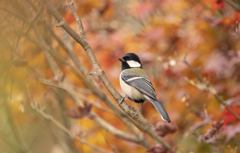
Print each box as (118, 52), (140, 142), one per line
(126, 60), (141, 68)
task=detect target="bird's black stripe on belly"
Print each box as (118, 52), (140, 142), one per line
(128, 97), (145, 103)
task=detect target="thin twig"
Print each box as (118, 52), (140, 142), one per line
(91, 112), (140, 143)
(42, 0), (171, 151)
(67, 0), (85, 37)
(31, 104), (112, 153)
(64, 0), (164, 149)
(0, 131), (20, 152)
(0, 6), (28, 22)
(27, 87), (112, 153)
(25, 5), (43, 35)
(65, 0), (156, 149)
(2, 5), (152, 149)
(2, 66), (32, 153)
(89, 72), (98, 76)
(223, 0), (240, 12)
(180, 52), (240, 120)
(39, 77), (113, 113)
(5, 16), (69, 67)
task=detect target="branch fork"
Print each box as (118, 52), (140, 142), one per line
(56, 18), (67, 27)
(41, 0), (174, 152)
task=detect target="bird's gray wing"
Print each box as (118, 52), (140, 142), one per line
(121, 71), (171, 122)
(121, 72), (156, 99)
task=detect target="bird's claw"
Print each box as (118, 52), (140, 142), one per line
(133, 111), (138, 118)
(133, 103), (143, 117)
(117, 95), (127, 105)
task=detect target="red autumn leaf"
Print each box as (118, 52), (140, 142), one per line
(147, 144), (168, 153)
(217, 1), (225, 9)
(223, 106), (240, 124)
(235, 12), (240, 21)
(202, 0), (224, 13)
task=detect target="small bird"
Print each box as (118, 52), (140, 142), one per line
(118, 53), (171, 123)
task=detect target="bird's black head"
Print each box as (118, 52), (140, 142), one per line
(119, 53), (142, 70)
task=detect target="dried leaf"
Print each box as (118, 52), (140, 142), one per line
(212, 120), (224, 130)
(11, 54), (28, 67)
(198, 120), (223, 143)
(65, 101), (92, 119)
(155, 121), (177, 137)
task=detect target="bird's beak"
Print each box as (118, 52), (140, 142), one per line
(118, 58), (125, 62)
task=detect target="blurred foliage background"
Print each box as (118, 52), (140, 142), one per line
(0, 0), (240, 152)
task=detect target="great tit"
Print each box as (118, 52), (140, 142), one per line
(118, 53), (171, 123)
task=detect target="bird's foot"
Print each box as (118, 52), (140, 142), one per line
(133, 103), (143, 117)
(117, 95), (127, 105)
(133, 111), (138, 118)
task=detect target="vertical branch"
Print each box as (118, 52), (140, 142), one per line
(25, 5), (43, 35)
(67, 0), (85, 37)
(1, 67), (32, 153)
(20, 3), (76, 152)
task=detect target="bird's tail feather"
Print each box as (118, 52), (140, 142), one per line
(144, 96), (171, 123)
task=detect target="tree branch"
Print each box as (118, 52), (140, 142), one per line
(38, 76), (151, 147)
(3, 6), (153, 149)
(25, 61), (149, 148)
(67, 0), (85, 38)
(41, 0), (173, 152)
(64, 0), (167, 149)
(29, 102), (112, 153)
(0, 6), (28, 22)
(91, 112), (141, 143)
(25, 5), (43, 35)
(223, 0), (240, 12)
(180, 53), (240, 121)
(3, 3), (151, 148)
(2, 77), (32, 153)
(38, 77), (113, 113)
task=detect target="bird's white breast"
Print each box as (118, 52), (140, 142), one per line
(120, 72), (146, 101)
